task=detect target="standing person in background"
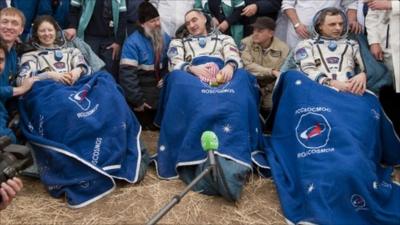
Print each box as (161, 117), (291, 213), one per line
(365, 0), (400, 135)
(241, 0), (282, 37)
(194, 0), (245, 45)
(240, 17), (289, 120)
(150, 0), (194, 38)
(277, 0), (361, 49)
(126, 0), (143, 36)
(64, 0), (127, 80)
(37, 0), (71, 29)
(119, 1), (170, 130)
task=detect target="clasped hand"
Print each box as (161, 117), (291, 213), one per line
(189, 62), (234, 83)
(48, 69), (81, 85)
(329, 72), (367, 95)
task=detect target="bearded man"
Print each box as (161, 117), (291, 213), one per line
(119, 1), (170, 130)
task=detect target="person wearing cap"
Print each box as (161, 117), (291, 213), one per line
(240, 17), (289, 119)
(64, 0), (127, 80)
(119, 1), (170, 130)
(294, 7), (366, 95)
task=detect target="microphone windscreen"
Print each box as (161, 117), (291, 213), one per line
(201, 131), (219, 151)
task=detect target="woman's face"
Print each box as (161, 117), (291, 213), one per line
(37, 21), (56, 47)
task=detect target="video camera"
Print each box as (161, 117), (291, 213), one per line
(0, 136), (32, 201)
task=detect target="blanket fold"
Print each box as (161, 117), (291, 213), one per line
(19, 71), (144, 208)
(266, 70), (400, 225)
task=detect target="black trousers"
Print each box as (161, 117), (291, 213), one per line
(379, 85), (400, 136)
(85, 35), (120, 81)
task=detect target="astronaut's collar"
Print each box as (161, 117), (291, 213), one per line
(33, 42), (63, 51)
(318, 35), (342, 41)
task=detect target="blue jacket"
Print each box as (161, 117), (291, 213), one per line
(0, 48), (16, 103)
(119, 29), (170, 107)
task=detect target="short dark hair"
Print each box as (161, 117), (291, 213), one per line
(251, 17), (276, 31)
(184, 9), (213, 34)
(314, 7), (343, 34)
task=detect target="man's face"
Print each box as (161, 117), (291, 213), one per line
(142, 17), (161, 32)
(319, 14), (344, 39)
(185, 11), (207, 36)
(252, 28), (274, 45)
(0, 14), (24, 43)
(0, 49), (5, 73)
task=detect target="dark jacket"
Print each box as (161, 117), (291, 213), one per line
(242, 0), (282, 37)
(119, 28), (170, 108)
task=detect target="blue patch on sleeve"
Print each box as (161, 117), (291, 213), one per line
(295, 48), (308, 60)
(167, 47), (178, 58)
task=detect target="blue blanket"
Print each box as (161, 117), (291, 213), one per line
(19, 71), (144, 208)
(154, 62), (268, 179)
(266, 71), (400, 224)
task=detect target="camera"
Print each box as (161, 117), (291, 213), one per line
(0, 136), (32, 202)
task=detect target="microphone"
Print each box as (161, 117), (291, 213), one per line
(201, 131), (219, 182)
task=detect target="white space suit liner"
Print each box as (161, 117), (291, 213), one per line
(17, 26), (90, 86)
(18, 47), (89, 83)
(294, 8), (365, 84)
(168, 32), (243, 71)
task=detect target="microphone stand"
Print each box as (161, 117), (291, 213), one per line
(146, 154), (216, 225)
(146, 131), (233, 225)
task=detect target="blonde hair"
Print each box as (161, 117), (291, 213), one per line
(0, 7), (26, 27)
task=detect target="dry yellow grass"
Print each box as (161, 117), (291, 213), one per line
(0, 131), (285, 225)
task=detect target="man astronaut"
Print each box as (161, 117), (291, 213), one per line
(294, 7), (366, 95)
(168, 9), (242, 84)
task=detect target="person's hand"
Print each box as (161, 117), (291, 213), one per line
(370, 43), (384, 61)
(394, 167), (400, 183)
(20, 77), (38, 93)
(133, 102), (152, 112)
(218, 64), (235, 83)
(368, 0), (392, 10)
(157, 78), (164, 88)
(272, 69), (281, 78)
(0, 177), (23, 210)
(348, 20), (363, 34)
(212, 17), (220, 27)
(241, 4), (258, 17)
(188, 65), (214, 82)
(204, 62), (220, 78)
(63, 28), (77, 40)
(106, 43), (121, 60)
(218, 20), (230, 33)
(47, 71), (66, 83)
(294, 23), (309, 39)
(330, 79), (350, 92)
(13, 77), (38, 96)
(64, 67), (83, 85)
(347, 72), (367, 95)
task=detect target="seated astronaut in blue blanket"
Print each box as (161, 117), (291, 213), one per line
(294, 7), (367, 96)
(294, 7), (400, 181)
(166, 9), (251, 201)
(169, 10), (241, 85)
(17, 15), (90, 86)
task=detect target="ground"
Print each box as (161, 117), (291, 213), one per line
(0, 131), (286, 225)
